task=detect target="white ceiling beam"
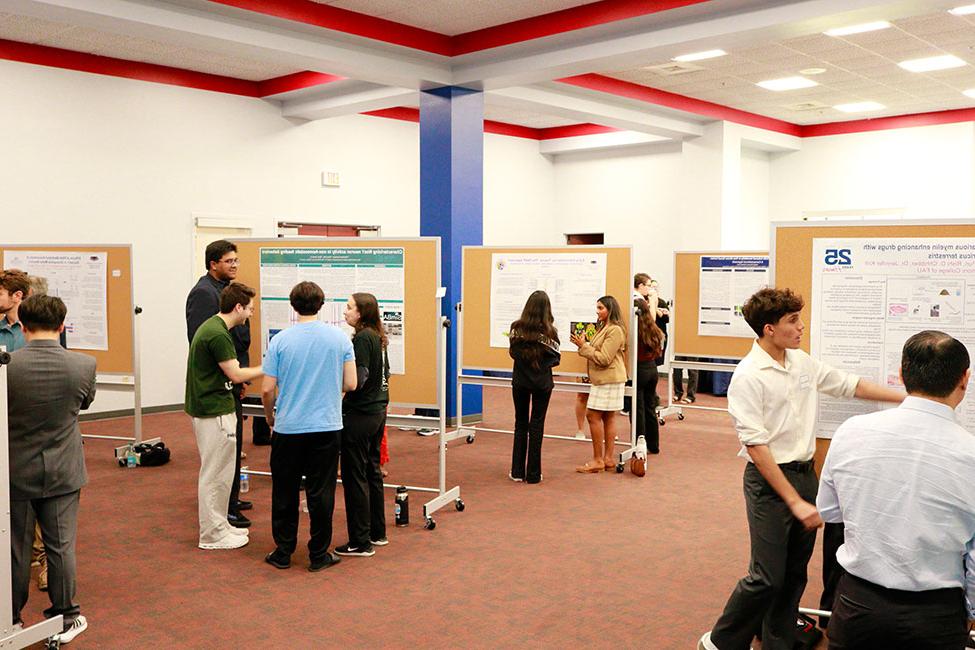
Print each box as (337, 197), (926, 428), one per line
(6, 0), (452, 88)
(539, 131), (675, 156)
(281, 84), (417, 120)
(487, 86), (704, 139)
(453, 0), (952, 89)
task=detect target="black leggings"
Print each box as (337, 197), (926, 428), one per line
(634, 360), (659, 453)
(511, 386), (552, 483)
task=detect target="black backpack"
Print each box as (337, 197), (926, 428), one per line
(133, 441), (171, 467)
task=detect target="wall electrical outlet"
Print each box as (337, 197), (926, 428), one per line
(322, 171), (340, 187)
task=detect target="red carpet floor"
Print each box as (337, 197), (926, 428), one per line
(19, 381), (828, 649)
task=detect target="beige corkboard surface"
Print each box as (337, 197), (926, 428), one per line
(672, 251), (768, 359)
(773, 222), (975, 353)
(234, 238), (441, 408)
(461, 246), (632, 375)
(1, 245), (134, 374)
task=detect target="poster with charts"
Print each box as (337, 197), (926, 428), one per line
(698, 256), (769, 338)
(810, 237), (975, 437)
(490, 252), (606, 349)
(4, 250), (108, 350)
(259, 247), (405, 374)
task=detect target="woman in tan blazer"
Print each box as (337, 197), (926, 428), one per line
(570, 295), (627, 473)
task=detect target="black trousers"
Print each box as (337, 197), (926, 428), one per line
(828, 572), (968, 650)
(228, 387), (243, 513)
(511, 385), (552, 483)
(673, 367), (698, 399)
(269, 430), (340, 561)
(711, 462), (818, 650)
(340, 411), (387, 547)
(634, 360), (659, 453)
(819, 522), (845, 623)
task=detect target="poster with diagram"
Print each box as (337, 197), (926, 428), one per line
(259, 247), (405, 374)
(490, 253), (607, 349)
(810, 237), (975, 437)
(698, 255), (769, 338)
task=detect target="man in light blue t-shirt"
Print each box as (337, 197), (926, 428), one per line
(261, 281), (355, 572)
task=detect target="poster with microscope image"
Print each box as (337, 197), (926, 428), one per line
(810, 237), (975, 437)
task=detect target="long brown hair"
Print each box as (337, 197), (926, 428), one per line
(352, 292), (388, 348)
(635, 298), (664, 358)
(597, 295), (627, 339)
(510, 290), (559, 369)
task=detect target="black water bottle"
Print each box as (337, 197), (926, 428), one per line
(394, 486), (409, 527)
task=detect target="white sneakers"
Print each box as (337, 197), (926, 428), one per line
(199, 531), (249, 550)
(55, 615), (87, 644)
(697, 632), (753, 650)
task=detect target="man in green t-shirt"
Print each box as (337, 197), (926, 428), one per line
(185, 283), (263, 550)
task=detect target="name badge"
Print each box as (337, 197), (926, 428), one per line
(799, 373), (811, 391)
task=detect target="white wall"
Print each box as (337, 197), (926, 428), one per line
(739, 147), (771, 250)
(0, 60), (556, 412)
(769, 122), (975, 222)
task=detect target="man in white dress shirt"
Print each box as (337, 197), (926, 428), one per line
(699, 288), (903, 650)
(817, 330), (975, 650)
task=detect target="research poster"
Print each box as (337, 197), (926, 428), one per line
(259, 247), (405, 374)
(4, 250), (108, 350)
(490, 252), (607, 349)
(698, 256), (769, 338)
(811, 237), (975, 437)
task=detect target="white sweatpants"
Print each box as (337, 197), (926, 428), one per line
(192, 413), (238, 544)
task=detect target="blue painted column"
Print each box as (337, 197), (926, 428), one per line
(420, 86), (483, 422)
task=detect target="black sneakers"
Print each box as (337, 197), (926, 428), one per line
(334, 543), (375, 557)
(264, 550), (291, 570)
(308, 552), (341, 572)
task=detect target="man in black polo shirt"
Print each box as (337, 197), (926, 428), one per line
(186, 239), (253, 528)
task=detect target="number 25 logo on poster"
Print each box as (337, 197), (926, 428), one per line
(824, 249), (852, 266)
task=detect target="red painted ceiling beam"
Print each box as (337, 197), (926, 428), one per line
(256, 71), (344, 97)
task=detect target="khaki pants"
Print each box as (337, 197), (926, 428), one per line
(193, 413), (238, 544)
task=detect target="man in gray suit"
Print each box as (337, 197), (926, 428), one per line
(7, 295), (95, 644)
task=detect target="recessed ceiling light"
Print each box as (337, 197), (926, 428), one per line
(949, 4), (975, 15)
(898, 54), (967, 72)
(800, 67), (827, 75)
(756, 76), (819, 91)
(824, 21), (892, 36)
(672, 49), (727, 62)
(964, 89), (975, 98)
(834, 101), (886, 113)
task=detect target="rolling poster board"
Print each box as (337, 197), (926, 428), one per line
(0, 244), (134, 375)
(461, 246), (632, 375)
(233, 237), (441, 408)
(672, 251), (768, 360)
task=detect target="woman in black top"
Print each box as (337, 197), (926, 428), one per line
(508, 291), (561, 484)
(335, 292), (390, 556)
(634, 298), (665, 454)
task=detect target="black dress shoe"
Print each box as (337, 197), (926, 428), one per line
(235, 500), (253, 511)
(264, 550), (291, 569)
(308, 552), (341, 572)
(227, 512), (251, 528)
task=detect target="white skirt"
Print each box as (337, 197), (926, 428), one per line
(587, 382), (625, 412)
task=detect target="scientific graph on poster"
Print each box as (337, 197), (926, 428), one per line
(489, 252), (606, 349)
(698, 255), (769, 338)
(811, 237), (975, 437)
(259, 247), (405, 374)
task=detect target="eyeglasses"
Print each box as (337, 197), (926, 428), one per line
(221, 258), (240, 266)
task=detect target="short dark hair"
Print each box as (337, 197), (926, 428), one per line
(18, 295), (66, 332)
(289, 282), (324, 316)
(0, 269), (30, 298)
(742, 288), (803, 338)
(901, 330), (970, 397)
(205, 240), (237, 271)
(634, 273), (651, 290)
(219, 283), (255, 314)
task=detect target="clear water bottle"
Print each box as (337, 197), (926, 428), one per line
(239, 472), (249, 493)
(126, 447), (137, 468)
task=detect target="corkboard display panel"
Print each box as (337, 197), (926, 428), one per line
(0, 244), (134, 374)
(772, 221), (975, 354)
(461, 246), (632, 375)
(234, 237), (440, 408)
(672, 251), (768, 360)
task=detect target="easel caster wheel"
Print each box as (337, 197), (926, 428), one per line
(615, 463), (625, 473)
(658, 418), (666, 426)
(466, 434), (475, 444)
(455, 499), (465, 512)
(677, 413), (685, 421)
(424, 518), (437, 530)
(46, 638), (60, 649)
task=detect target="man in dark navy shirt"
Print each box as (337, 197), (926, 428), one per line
(186, 239), (253, 528)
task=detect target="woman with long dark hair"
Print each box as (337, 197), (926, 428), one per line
(570, 295), (627, 473)
(508, 290), (561, 484)
(634, 296), (665, 454)
(335, 292), (390, 556)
